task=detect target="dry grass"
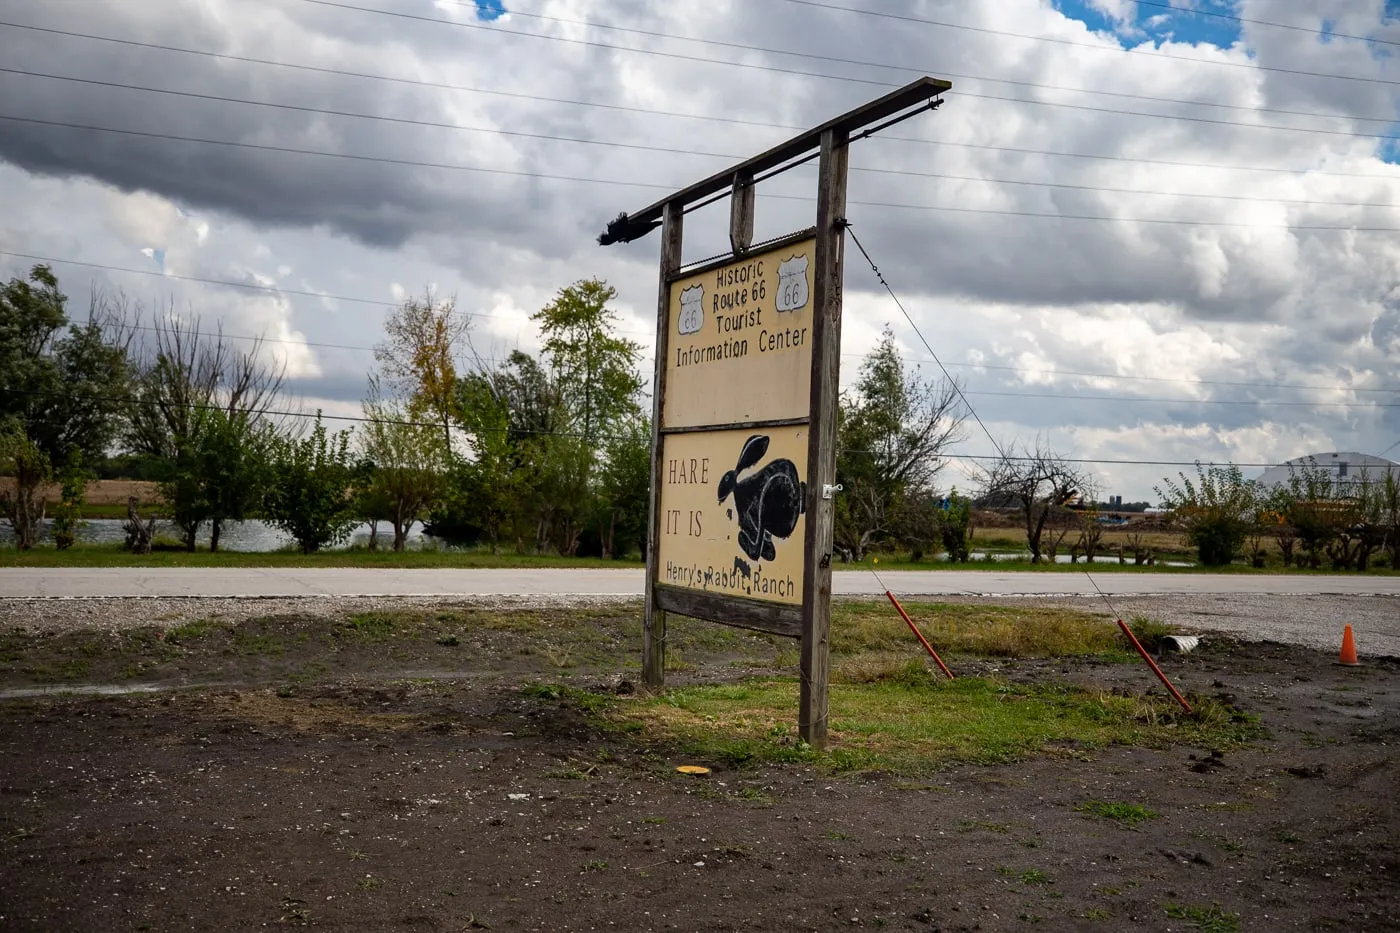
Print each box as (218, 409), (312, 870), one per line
(0, 478), (160, 506)
(969, 526), (1189, 556)
(832, 601), (1126, 659)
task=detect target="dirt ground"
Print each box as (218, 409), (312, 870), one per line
(1, 604), (1397, 932)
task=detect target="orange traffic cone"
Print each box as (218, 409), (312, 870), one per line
(1339, 625), (1360, 666)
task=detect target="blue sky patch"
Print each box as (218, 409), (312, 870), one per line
(1055, 0), (1241, 49)
(473, 0), (505, 21)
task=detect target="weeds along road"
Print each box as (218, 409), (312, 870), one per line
(3, 566), (1399, 599)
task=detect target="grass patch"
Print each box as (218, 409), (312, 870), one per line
(1127, 615), (1177, 654)
(1163, 903), (1240, 933)
(831, 602), (1129, 659)
(599, 671), (1263, 775)
(1075, 800), (1161, 827)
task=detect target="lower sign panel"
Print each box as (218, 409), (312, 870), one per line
(655, 425), (808, 605)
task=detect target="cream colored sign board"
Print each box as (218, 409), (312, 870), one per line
(656, 426), (807, 605)
(663, 237), (816, 429)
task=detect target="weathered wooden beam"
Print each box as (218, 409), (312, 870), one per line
(599, 77), (950, 244)
(798, 127), (850, 750)
(729, 172), (755, 255)
(643, 200), (684, 689)
(654, 585), (802, 639)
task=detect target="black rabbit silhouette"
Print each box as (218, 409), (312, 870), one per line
(717, 434), (806, 563)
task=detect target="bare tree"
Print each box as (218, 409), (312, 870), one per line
(980, 441), (1094, 564)
(126, 310), (288, 549)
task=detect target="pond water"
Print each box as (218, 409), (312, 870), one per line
(959, 551), (1195, 568)
(0, 518), (436, 552)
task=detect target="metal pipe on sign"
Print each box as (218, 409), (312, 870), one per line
(1115, 618), (1193, 714)
(884, 591), (954, 680)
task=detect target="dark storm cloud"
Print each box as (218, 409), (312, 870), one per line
(0, 0), (687, 262)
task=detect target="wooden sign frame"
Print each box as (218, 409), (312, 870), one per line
(600, 77), (952, 749)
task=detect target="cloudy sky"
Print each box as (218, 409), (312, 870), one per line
(3, 0), (1400, 500)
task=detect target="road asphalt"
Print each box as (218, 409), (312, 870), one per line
(4, 567), (1400, 599)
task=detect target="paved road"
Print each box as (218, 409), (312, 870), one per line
(4, 567), (1400, 599)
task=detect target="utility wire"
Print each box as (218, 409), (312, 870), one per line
(0, 385), (1369, 471)
(1130, 0), (1400, 49)
(6, 67), (1396, 211)
(844, 221), (1120, 614)
(297, 0), (1400, 140)
(8, 115), (1400, 232)
(8, 21), (1399, 181)
(0, 114), (677, 191)
(770, 0), (1400, 87)
(0, 249), (578, 326)
(845, 224), (1009, 463)
(438, 0), (1400, 127)
(7, 250), (1399, 399)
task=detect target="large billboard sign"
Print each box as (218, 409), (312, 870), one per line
(597, 76), (953, 748)
(655, 235), (818, 610)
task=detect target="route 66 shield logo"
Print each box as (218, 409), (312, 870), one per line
(776, 255), (809, 313)
(678, 284), (704, 335)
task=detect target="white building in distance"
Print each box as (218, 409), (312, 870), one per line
(1256, 452), (1400, 491)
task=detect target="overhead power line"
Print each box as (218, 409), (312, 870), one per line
(0, 249), (506, 320)
(0, 385), (1360, 471)
(296, 0), (1400, 141)
(1130, 0), (1400, 49)
(7, 21), (1398, 181)
(443, 0), (1398, 127)
(7, 250), (1395, 401)
(770, 0), (1400, 87)
(7, 68), (1395, 210)
(7, 114), (1400, 231)
(0, 114), (674, 190)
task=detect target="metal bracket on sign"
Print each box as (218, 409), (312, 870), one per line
(822, 484), (843, 500)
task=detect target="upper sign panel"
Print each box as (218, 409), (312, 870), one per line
(662, 235), (817, 429)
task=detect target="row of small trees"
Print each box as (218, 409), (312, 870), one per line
(0, 264), (652, 556)
(1157, 462), (1400, 570)
(10, 263), (1394, 570)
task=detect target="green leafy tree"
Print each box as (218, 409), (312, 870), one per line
(430, 370), (522, 551)
(1, 265), (130, 478)
(834, 326), (966, 561)
(200, 409), (279, 552)
(264, 415), (364, 553)
(1155, 462), (1256, 567)
(360, 380), (447, 552)
(595, 415), (651, 560)
(532, 279), (643, 439)
(374, 291), (469, 454)
(1278, 462), (1341, 569)
(1379, 472), (1400, 570)
(939, 490), (974, 563)
(51, 453), (94, 550)
(0, 428), (51, 549)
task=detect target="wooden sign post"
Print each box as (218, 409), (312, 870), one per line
(599, 77), (952, 749)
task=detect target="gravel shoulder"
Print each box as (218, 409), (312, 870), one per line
(3, 592), (1398, 658)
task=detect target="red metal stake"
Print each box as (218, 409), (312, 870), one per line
(1116, 618), (1193, 714)
(885, 591), (954, 680)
